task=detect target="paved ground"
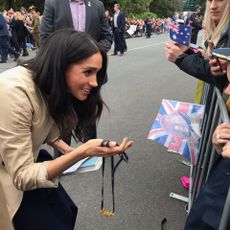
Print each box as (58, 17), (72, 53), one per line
(0, 33), (198, 230)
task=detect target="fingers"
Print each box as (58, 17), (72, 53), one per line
(97, 137), (133, 157)
(117, 137), (133, 150)
(209, 58), (227, 75)
(165, 42), (184, 63)
(212, 124), (230, 146)
(221, 143), (230, 158)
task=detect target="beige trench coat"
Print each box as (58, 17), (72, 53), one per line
(0, 66), (59, 229)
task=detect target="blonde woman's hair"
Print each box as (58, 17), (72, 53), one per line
(203, 0), (230, 48)
(14, 11), (23, 21)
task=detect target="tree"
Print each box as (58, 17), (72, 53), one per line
(0, 0), (44, 11)
(150, 0), (183, 17)
(120, 0), (152, 15)
(103, 0), (152, 16)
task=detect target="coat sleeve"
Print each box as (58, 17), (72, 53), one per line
(40, 0), (55, 41)
(0, 86), (58, 191)
(97, 1), (113, 52)
(175, 53), (227, 90)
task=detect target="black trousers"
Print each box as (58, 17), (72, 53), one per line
(191, 29), (199, 44)
(113, 28), (125, 54)
(13, 150), (78, 230)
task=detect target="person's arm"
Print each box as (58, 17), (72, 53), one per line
(97, 1), (113, 52)
(40, 0), (54, 41)
(49, 138), (74, 154)
(121, 12), (126, 33)
(0, 86), (58, 191)
(175, 53), (213, 83)
(165, 42), (213, 84)
(46, 137), (132, 179)
(0, 81), (133, 189)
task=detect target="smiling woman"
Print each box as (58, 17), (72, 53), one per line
(65, 52), (102, 101)
(0, 28), (133, 230)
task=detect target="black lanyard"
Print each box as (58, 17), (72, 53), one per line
(100, 152), (129, 217)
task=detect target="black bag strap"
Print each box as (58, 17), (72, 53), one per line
(101, 152), (129, 217)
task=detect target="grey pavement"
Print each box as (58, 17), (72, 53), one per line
(0, 34), (198, 230)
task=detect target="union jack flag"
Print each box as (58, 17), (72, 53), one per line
(148, 99), (205, 165)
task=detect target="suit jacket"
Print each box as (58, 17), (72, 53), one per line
(112, 11), (125, 33)
(0, 14), (9, 37)
(0, 66), (59, 230)
(40, 0), (112, 52)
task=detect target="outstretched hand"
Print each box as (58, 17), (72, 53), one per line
(83, 137), (133, 158)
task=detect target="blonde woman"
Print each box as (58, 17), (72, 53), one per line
(165, 0), (229, 93)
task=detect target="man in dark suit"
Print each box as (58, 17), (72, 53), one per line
(40, 0), (112, 52)
(40, 0), (112, 152)
(111, 3), (126, 56)
(0, 13), (19, 63)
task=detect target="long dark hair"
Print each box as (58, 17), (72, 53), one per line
(21, 28), (107, 141)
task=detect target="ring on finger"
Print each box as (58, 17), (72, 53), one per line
(101, 140), (110, 147)
(216, 133), (221, 140)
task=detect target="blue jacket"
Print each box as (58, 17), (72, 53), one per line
(0, 14), (8, 36)
(112, 11), (125, 33)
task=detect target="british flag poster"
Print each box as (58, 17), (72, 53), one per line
(148, 99), (205, 165)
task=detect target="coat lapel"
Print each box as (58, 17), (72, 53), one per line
(63, 0), (74, 28)
(85, 0), (93, 33)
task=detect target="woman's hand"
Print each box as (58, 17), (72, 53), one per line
(83, 137), (133, 158)
(212, 123), (230, 155)
(209, 58), (227, 76)
(165, 42), (188, 63)
(47, 138), (133, 179)
(222, 141), (230, 158)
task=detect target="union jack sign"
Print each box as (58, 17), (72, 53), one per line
(148, 99), (205, 165)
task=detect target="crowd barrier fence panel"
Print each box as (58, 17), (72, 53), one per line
(188, 83), (230, 230)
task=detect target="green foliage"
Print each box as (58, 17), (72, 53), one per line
(0, 0), (205, 18)
(131, 12), (157, 20)
(117, 0), (152, 15)
(0, 0), (44, 12)
(149, 0), (183, 17)
(103, 0), (153, 17)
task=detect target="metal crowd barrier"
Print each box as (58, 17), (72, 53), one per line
(189, 83), (230, 230)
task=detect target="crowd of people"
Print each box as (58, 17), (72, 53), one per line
(166, 0), (229, 229)
(0, 0), (229, 229)
(0, 6), (41, 63)
(0, 3), (203, 62)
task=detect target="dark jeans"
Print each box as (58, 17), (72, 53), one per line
(191, 29), (199, 44)
(113, 28), (125, 54)
(13, 150), (78, 230)
(0, 35), (18, 61)
(17, 35), (28, 54)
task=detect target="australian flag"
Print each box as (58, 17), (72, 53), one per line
(147, 99), (205, 165)
(169, 22), (192, 46)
